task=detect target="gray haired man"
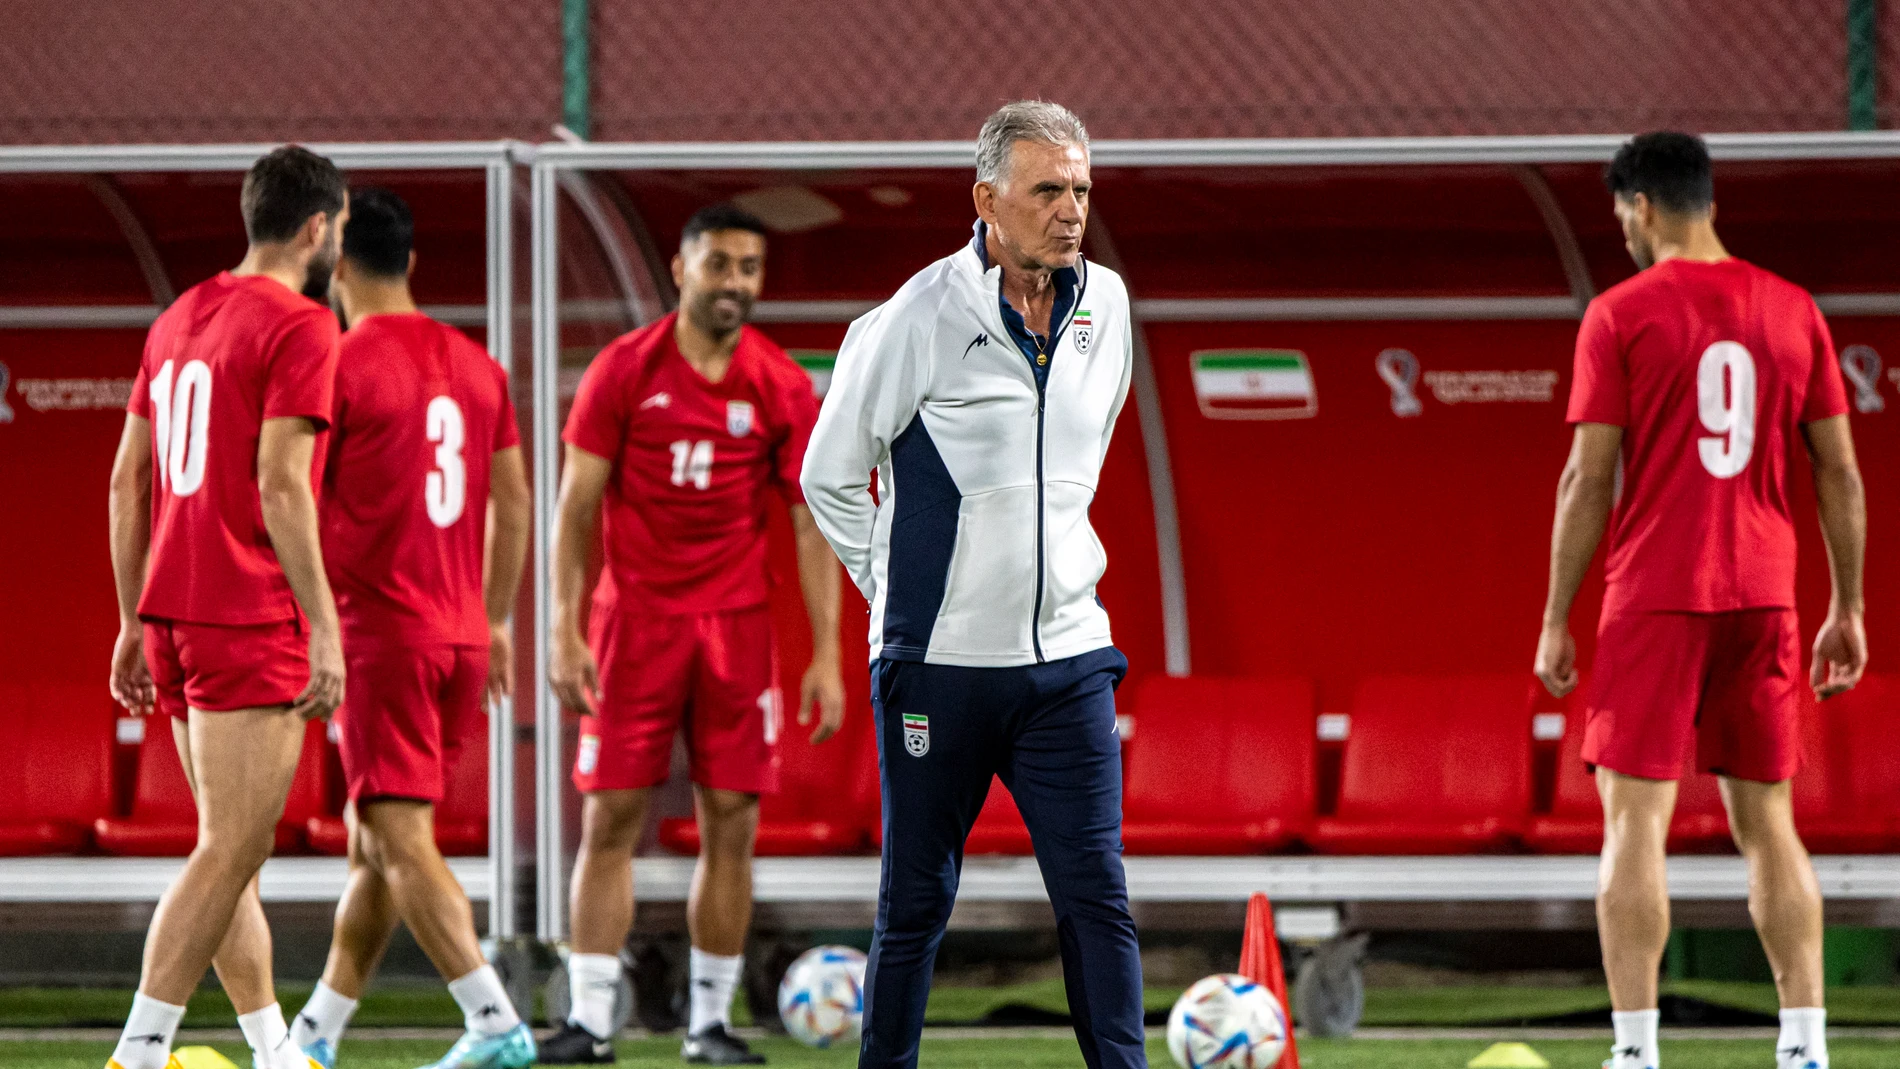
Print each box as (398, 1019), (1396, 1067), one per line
(801, 101), (1145, 1069)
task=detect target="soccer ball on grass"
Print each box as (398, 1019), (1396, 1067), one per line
(1166, 973), (1289, 1069)
(777, 945), (867, 1048)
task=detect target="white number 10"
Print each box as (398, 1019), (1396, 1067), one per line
(426, 396), (467, 527)
(1696, 341), (1756, 479)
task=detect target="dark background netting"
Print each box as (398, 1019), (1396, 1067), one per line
(0, 1), (1885, 144)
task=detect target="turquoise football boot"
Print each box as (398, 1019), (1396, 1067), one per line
(414, 1023), (537, 1069)
(298, 1037), (337, 1069)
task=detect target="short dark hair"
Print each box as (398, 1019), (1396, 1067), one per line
(342, 187), (414, 278)
(1604, 131), (1714, 214)
(681, 203), (768, 247)
(241, 145), (347, 244)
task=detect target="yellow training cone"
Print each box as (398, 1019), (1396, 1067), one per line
(1466, 1042), (1551, 1069)
(172, 1047), (240, 1069)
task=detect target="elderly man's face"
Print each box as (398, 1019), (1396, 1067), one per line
(976, 140), (1090, 272)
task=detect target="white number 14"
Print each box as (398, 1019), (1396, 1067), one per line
(669, 439), (713, 489)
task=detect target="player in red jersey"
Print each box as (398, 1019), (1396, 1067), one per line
(1536, 133), (1866, 1069)
(541, 205), (842, 1066)
(284, 190), (535, 1069)
(104, 146), (349, 1069)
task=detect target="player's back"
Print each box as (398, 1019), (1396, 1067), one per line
(322, 312), (517, 647)
(133, 271), (340, 625)
(1571, 257), (1847, 614)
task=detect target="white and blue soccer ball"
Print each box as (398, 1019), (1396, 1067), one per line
(777, 945), (867, 1049)
(1166, 973), (1289, 1069)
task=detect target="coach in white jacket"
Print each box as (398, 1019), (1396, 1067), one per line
(802, 101), (1144, 1069)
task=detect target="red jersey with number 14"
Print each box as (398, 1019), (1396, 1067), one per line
(563, 313), (818, 615)
(128, 272), (340, 626)
(1567, 257), (1849, 616)
(322, 313), (519, 647)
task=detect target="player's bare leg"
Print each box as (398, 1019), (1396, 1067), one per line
(110, 706), (306, 1069)
(1596, 768), (1675, 1069)
(292, 802), (400, 1065)
(543, 787), (650, 1062)
(1722, 776), (1828, 1068)
(680, 786), (762, 1064)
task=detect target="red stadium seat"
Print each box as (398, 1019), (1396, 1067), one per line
(306, 709), (490, 856)
(1308, 674), (1533, 854)
(1120, 676), (1315, 854)
(660, 708), (878, 857)
(96, 719), (330, 856)
(0, 684), (116, 855)
(1796, 676), (1900, 852)
(1525, 707), (1732, 854)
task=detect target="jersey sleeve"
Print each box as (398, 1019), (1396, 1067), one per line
(263, 309), (341, 430)
(128, 358), (152, 419)
(1802, 299), (1851, 423)
(769, 367), (821, 503)
(1566, 297), (1628, 426)
(492, 360), (522, 451)
(562, 351), (625, 461)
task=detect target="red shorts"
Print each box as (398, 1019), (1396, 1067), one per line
(576, 605), (780, 794)
(1584, 608), (1805, 783)
(144, 617), (307, 720)
(337, 642), (485, 804)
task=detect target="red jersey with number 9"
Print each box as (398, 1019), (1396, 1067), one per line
(562, 313), (818, 616)
(1568, 257), (1849, 616)
(321, 313), (519, 647)
(128, 272), (340, 626)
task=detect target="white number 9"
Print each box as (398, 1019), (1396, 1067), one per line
(1696, 341), (1756, 479)
(426, 395), (467, 527)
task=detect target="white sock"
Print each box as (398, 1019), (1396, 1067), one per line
(1778, 1007), (1828, 1068)
(235, 1003), (302, 1069)
(566, 952), (621, 1040)
(289, 982), (358, 1051)
(687, 947), (743, 1036)
(1610, 1008), (1660, 1068)
(111, 993), (186, 1069)
(448, 964), (522, 1036)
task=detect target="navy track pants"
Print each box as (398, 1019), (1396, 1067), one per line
(857, 646), (1146, 1069)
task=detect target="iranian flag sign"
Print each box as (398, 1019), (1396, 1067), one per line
(1191, 349), (1317, 420)
(789, 349), (836, 398)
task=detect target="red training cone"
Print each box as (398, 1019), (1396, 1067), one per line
(1237, 891), (1301, 1069)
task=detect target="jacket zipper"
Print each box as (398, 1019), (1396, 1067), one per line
(995, 259), (1085, 666)
(1031, 376), (1047, 663)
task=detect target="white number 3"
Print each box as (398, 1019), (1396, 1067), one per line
(426, 396), (467, 527)
(1696, 341), (1756, 479)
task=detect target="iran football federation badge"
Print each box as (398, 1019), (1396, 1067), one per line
(726, 399), (755, 437)
(1072, 309), (1093, 355)
(902, 713), (929, 757)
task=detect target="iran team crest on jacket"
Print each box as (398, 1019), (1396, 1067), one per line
(1072, 309), (1093, 355)
(902, 713), (929, 757)
(727, 399), (754, 437)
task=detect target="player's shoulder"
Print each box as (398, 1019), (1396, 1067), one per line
(739, 327), (805, 385)
(589, 317), (673, 377)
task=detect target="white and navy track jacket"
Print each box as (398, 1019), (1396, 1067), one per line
(801, 222), (1133, 667)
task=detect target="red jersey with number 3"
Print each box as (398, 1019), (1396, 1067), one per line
(321, 313), (519, 647)
(1568, 257), (1849, 616)
(563, 313), (818, 615)
(128, 272), (340, 626)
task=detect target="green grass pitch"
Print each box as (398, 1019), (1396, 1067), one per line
(5, 1036), (1899, 1069)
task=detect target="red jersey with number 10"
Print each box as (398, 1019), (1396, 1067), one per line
(1567, 257), (1849, 616)
(563, 313), (818, 616)
(128, 272), (340, 626)
(321, 313), (519, 647)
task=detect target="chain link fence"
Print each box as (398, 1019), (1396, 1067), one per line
(0, 1), (1888, 145)
(0, 0), (560, 144)
(591, 0), (1869, 140)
